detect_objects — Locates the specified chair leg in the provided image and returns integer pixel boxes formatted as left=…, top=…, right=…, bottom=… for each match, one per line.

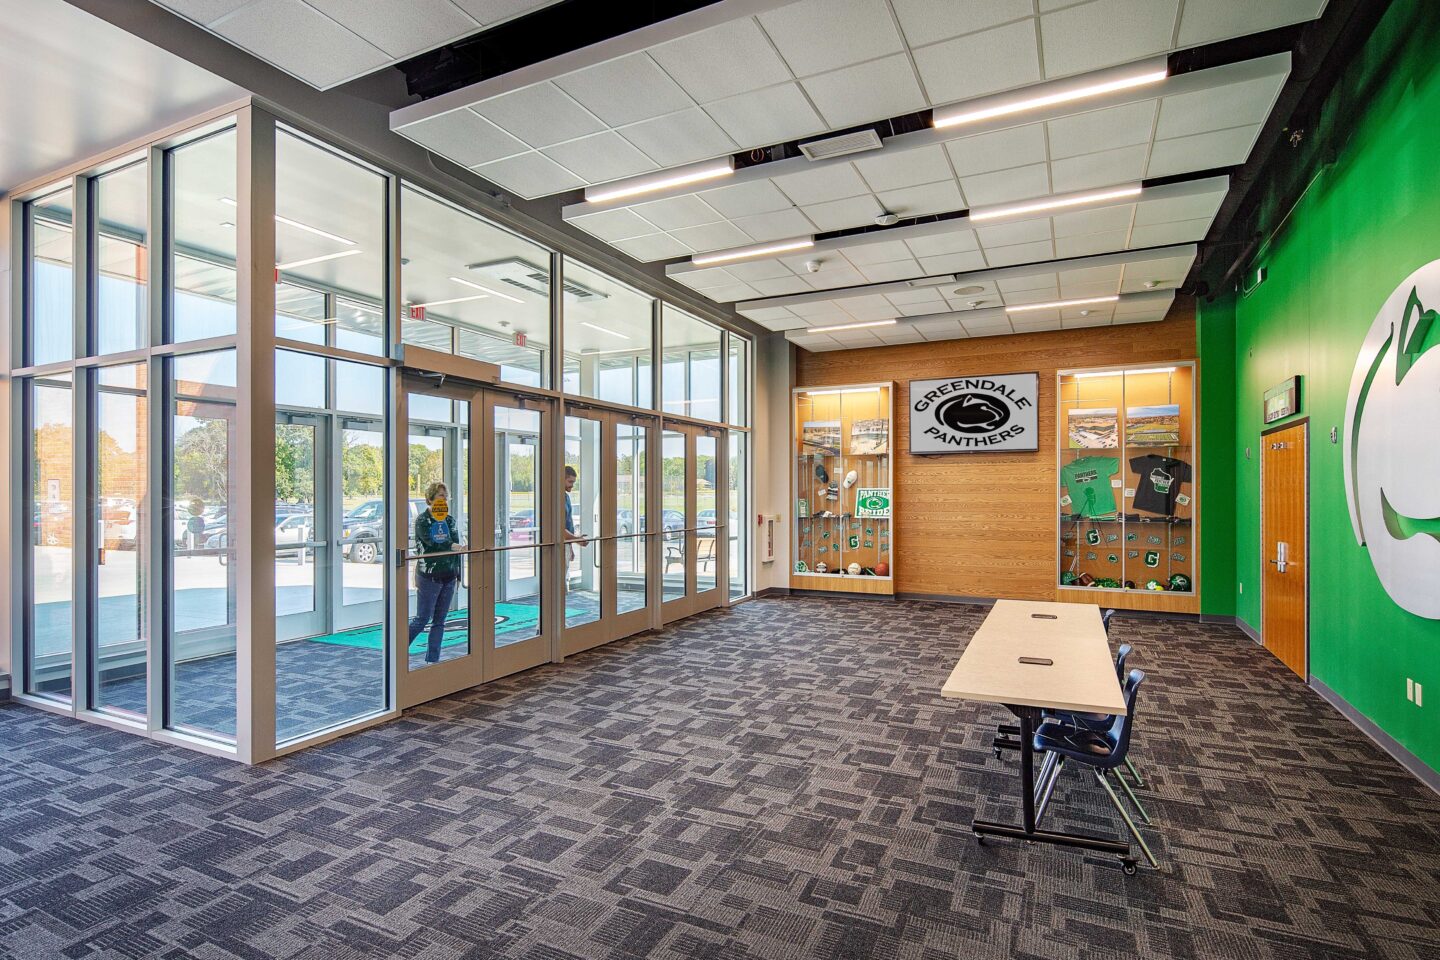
left=1095, top=769, right=1158, bottom=868
left=1112, top=765, right=1151, bottom=824
left=1032, top=751, right=1058, bottom=805
left=1124, top=757, right=1146, bottom=788
left=1035, top=756, right=1065, bottom=826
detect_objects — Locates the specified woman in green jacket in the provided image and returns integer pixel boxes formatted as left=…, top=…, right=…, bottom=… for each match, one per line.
left=410, top=481, right=462, bottom=663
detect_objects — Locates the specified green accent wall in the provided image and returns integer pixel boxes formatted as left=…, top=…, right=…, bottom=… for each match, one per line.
left=1223, top=0, right=1440, bottom=774
left=1197, top=294, right=1236, bottom=618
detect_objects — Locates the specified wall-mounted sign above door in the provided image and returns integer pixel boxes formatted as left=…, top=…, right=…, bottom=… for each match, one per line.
left=1263, top=376, right=1301, bottom=423
left=909, top=373, right=1039, bottom=453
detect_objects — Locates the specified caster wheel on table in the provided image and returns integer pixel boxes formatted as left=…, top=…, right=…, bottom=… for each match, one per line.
left=1120, top=858, right=1138, bottom=876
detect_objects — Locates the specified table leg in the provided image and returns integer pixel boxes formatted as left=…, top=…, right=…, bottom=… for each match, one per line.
left=1019, top=708, right=1037, bottom=832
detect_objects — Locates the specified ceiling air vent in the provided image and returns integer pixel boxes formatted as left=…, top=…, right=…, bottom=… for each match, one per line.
left=466, top=258, right=609, bottom=303
left=797, top=128, right=883, bottom=161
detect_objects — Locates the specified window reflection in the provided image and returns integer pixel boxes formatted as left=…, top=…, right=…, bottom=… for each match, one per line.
left=94, top=162, right=149, bottom=355
left=28, top=188, right=74, bottom=366
left=26, top=374, right=74, bottom=701
left=170, top=129, right=237, bottom=343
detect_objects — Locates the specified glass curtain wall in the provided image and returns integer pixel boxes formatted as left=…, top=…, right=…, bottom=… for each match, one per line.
left=563, top=261, right=654, bottom=405
left=25, top=374, right=75, bottom=701
left=662, top=305, right=722, bottom=421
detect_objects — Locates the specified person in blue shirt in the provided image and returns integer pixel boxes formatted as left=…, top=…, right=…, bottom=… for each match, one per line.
left=410, top=481, right=462, bottom=664
left=564, top=465, right=588, bottom=562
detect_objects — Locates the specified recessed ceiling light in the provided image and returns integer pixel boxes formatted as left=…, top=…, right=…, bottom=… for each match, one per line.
left=933, top=68, right=1168, bottom=129
left=969, top=185, right=1142, bottom=222
left=450, top=276, right=525, bottom=305
left=807, top=319, right=897, bottom=333
left=581, top=321, right=630, bottom=340
left=691, top=237, right=814, bottom=266
left=1006, top=295, right=1119, bottom=313
left=585, top=159, right=735, bottom=203
left=276, top=249, right=364, bottom=270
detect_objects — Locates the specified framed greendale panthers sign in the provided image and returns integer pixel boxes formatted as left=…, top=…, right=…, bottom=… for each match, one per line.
left=908, top=373, right=1039, bottom=453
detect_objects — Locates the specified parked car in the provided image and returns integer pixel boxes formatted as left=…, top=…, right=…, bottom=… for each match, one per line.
left=341, top=498, right=430, bottom=563
left=698, top=509, right=717, bottom=531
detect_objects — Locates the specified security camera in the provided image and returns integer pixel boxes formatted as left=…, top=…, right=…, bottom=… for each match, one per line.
left=805, top=259, right=822, bottom=273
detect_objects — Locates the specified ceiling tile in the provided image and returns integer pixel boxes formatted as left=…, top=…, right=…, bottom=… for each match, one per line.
left=471, top=83, right=604, bottom=149
left=875, top=327, right=927, bottom=344
left=959, top=163, right=1050, bottom=205
left=1145, top=126, right=1260, bottom=179
left=946, top=124, right=1048, bottom=177
left=750, top=276, right=813, bottom=296
left=1057, top=264, right=1122, bottom=285
left=877, top=180, right=965, bottom=219
left=701, top=282, right=761, bottom=302
left=885, top=288, right=945, bottom=306
left=725, top=259, right=794, bottom=281
left=669, top=220, right=753, bottom=251
left=618, top=109, right=737, bottom=167
left=800, top=194, right=883, bottom=231
left=1003, top=287, right=1063, bottom=305
left=610, top=233, right=694, bottom=261
left=790, top=300, right=846, bottom=317
left=913, top=19, right=1041, bottom=105
left=451, top=0, right=555, bottom=26
left=1049, top=144, right=1148, bottom=193
left=554, top=53, right=696, bottom=127
left=649, top=17, right=794, bottom=103
left=1009, top=317, right=1061, bottom=333
left=212, top=0, right=389, bottom=88
left=306, top=0, right=478, bottom=58
left=696, top=180, right=793, bottom=218
left=1057, top=278, right=1121, bottom=299
left=471, top=152, right=585, bottom=198
left=542, top=132, right=657, bottom=183
left=1177, top=0, right=1325, bottom=47
left=1051, top=204, right=1135, bottom=237
left=400, top=109, right=528, bottom=168
left=1155, top=75, right=1284, bottom=140
left=1133, top=191, right=1223, bottom=226
left=844, top=240, right=914, bottom=265
left=976, top=218, right=1053, bottom=248
left=802, top=54, right=927, bottom=130
left=1040, top=0, right=1179, bottom=78
left=984, top=239, right=1054, bottom=267
left=757, top=314, right=813, bottom=331
left=1009, top=306, right=1059, bottom=324
left=773, top=163, right=870, bottom=206
left=904, top=230, right=979, bottom=258
left=892, top=0, right=1034, bottom=46
left=896, top=300, right=947, bottom=316
left=855, top=145, right=953, bottom=193
left=1128, top=217, right=1211, bottom=247
left=161, top=0, right=250, bottom=24
left=918, top=251, right=988, bottom=274
left=734, top=208, right=816, bottom=242
left=630, top=194, right=723, bottom=231
left=1046, top=100, right=1158, bottom=160
left=1055, top=229, right=1130, bottom=258
left=861, top=261, right=926, bottom=283
left=758, top=0, right=904, bottom=77
left=566, top=207, right=659, bottom=243
left=704, top=83, right=826, bottom=151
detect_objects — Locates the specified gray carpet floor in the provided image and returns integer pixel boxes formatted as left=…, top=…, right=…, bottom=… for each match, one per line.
left=1, top=597, right=1438, bottom=959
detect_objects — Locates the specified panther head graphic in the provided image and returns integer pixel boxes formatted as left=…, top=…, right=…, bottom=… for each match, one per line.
left=1343, top=263, right=1440, bottom=619
left=935, top=392, right=1011, bottom=434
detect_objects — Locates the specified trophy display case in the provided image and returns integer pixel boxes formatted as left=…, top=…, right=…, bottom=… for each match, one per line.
left=792, top=383, right=894, bottom=595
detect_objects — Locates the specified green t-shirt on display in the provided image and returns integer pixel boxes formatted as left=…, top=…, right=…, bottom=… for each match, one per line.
left=1060, top=455, right=1120, bottom=518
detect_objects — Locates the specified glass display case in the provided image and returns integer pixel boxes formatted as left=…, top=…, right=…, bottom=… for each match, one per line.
left=792, top=383, right=894, bottom=594
left=1057, top=364, right=1196, bottom=598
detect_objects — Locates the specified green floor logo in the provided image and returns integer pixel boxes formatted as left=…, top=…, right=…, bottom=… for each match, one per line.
left=1343, top=261, right=1440, bottom=618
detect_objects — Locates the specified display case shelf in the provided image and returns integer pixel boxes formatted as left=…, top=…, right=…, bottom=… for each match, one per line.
left=792, top=383, right=894, bottom=595
left=1057, top=364, right=1197, bottom=608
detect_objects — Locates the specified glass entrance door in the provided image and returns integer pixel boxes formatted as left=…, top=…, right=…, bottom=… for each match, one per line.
left=561, top=408, right=657, bottom=656
left=396, top=375, right=553, bottom=709
left=662, top=422, right=726, bottom=624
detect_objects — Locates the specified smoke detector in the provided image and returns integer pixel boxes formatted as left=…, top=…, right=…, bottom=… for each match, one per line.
left=1080, top=309, right=1092, bottom=317
left=805, top=259, right=822, bottom=273
left=875, top=210, right=900, bottom=227
left=1143, top=280, right=1159, bottom=289
left=967, top=300, right=985, bottom=309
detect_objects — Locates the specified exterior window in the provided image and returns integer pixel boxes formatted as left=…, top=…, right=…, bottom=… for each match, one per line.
left=564, top=261, right=654, bottom=406
left=729, top=432, right=747, bottom=600
left=94, top=161, right=149, bottom=355
left=25, top=374, right=75, bottom=701
left=27, top=187, right=75, bottom=366
left=728, top=335, right=749, bottom=427
left=662, top=304, right=722, bottom=421
left=169, top=129, right=238, bottom=343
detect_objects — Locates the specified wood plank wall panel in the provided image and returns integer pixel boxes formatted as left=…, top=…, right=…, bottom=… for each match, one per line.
left=794, top=298, right=1199, bottom=607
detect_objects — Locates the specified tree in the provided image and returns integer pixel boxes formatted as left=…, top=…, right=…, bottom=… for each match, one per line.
left=173, top=418, right=230, bottom=505
left=274, top=424, right=315, bottom=504
left=342, top=437, right=384, bottom=499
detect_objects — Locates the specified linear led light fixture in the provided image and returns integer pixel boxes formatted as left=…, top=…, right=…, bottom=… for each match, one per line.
left=412, top=294, right=488, bottom=309
left=692, top=237, right=814, bottom=267
left=585, top=157, right=735, bottom=204
left=450, top=276, right=525, bottom=305
left=580, top=321, right=630, bottom=340
left=806, top=319, right=897, bottom=334
left=220, top=197, right=356, bottom=246
left=933, top=68, right=1168, bottom=129
left=970, top=185, right=1142, bottom=223
left=803, top=387, right=879, bottom=396
left=1073, top=366, right=1176, bottom=378
left=1006, top=295, right=1119, bottom=313
left=277, top=249, right=364, bottom=270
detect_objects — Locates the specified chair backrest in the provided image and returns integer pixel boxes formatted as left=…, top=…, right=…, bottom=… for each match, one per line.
left=1114, top=643, right=1133, bottom=681
left=1101, top=608, right=1116, bottom=634
left=1102, top=668, right=1145, bottom=769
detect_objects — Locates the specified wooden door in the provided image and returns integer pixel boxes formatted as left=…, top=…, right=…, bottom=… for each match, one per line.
left=1261, top=421, right=1308, bottom=678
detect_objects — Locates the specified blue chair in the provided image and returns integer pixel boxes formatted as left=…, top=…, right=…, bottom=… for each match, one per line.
left=1033, top=669, right=1157, bottom=874
left=1101, top=608, right=1117, bottom=634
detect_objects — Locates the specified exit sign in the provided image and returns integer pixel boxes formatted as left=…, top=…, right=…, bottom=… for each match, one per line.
left=1264, top=376, right=1300, bottom=423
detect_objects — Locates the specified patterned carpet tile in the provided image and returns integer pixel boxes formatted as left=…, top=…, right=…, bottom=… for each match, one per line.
left=2, top=597, right=1439, bottom=960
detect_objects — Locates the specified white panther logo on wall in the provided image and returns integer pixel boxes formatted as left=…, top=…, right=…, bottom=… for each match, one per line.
left=1342, top=260, right=1440, bottom=619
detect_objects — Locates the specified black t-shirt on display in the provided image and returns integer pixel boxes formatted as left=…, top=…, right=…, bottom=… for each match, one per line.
left=1129, top=455, right=1192, bottom=515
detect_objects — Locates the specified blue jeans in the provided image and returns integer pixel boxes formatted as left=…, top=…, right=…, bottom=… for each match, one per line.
left=409, top=572, right=458, bottom=663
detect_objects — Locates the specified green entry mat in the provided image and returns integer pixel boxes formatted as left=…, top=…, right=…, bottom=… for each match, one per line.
left=313, top=603, right=559, bottom=652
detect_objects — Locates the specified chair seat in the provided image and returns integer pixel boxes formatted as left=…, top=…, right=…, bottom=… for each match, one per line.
left=1034, top=720, right=1116, bottom=760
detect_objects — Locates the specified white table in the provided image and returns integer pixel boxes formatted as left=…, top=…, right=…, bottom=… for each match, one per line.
left=942, top=600, right=1130, bottom=859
